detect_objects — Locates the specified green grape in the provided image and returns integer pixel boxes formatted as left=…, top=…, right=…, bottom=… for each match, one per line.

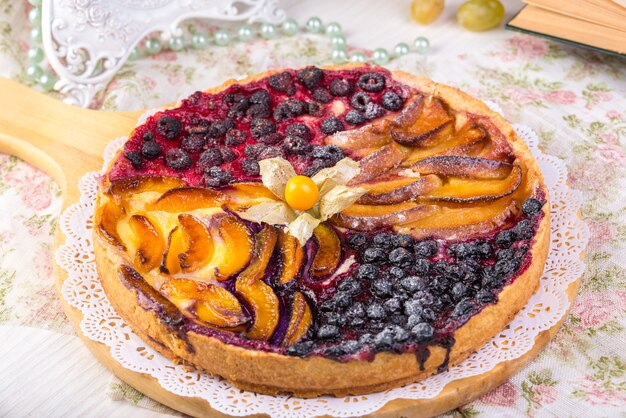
left=457, top=0, right=505, bottom=31
left=411, top=0, right=445, bottom=25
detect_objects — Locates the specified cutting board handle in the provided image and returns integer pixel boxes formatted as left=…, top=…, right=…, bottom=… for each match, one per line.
left=0, top=77, right=143, bottom=205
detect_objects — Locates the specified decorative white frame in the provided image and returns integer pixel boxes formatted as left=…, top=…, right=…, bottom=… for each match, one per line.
left=40, top=0, right=286, bottom=108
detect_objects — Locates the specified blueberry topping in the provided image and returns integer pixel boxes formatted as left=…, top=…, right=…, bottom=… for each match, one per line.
left=250, top=118, right=276, bottom=138
left=362, top=247, right=387, bottom=264
left=481, top=266, right=503, bottom=289
left=297, top=66, right=324, bottom=90
left=393, top=234, right=414, bottom=248
left=348, top=233, right=368, bottom=250
left=411, top=322, right=434, bottom=343
left=372, top=233, right=394, bottom=249
left=219, top=147, right=236, bottom=163
left=345, top=110, right=365, bottom=125
left=268, top=71, right=295, bottom=95
left=358, top=72, right=386, bottom=92
left=320, top=117, right=345, bottom=135
left=141, top=141, right=162, bottom=159
left=414, top=240, right=438, bottom=258
left=350, top=92, right=371, bottom=111
left=400, top=276, right=423, bottom=293
left=317, top=324, right=340, bottom=341
left=285, top=340, right=314, bottom=357
left=370, top=278, right=393, bottom=297
left=246, top=102, right=272, bottom=118
left=329, top=78, right=353, bottom=96
left=164, top=148, right=191, bottom=170
left=495, top=230, right=514, bottom=248
left=358, top=333, right=374, bottom=346
left=451, top=282, right=469, bottom=301
left=381, top=91, right=404, bottom=111
left=250, top=89, right=271, bottom=105
left=198, top=148, right=223, bottom=170
left=244, top=144, right=264, bottom=159
left=452, top=299, right=474, bottom=318
left=156, top=115, right=182, bottom=139
left=476, top=288, right=495, bottom=303
left=204, top=166, right=233, bottom=187
left=124, top=151, right=143, bottom=169
left=388, top=266, right=407, bottom=280
left=338, top=278, right=362, bottom=296
left=346, top=302, right=365, bottom=319
left=181, top=134, right=206, bottom=153
left=389, top=247, right=414, bottom=267
left=207, top=118, right=233, bottom=139
left=403, top=299, right=423, bottom=317
left=282, top=122, right=309, bottom=139
left=332, top=291, right=353, bottom=308
left=356, top=263, right=379, bottom=280
left=364, top=102, right=385, bottom=120
left=283, top=135, right=311, bottom=155
left=494, top=258, right=518, bottom=277
left=413, top=258, right=431, bottom=275
left=448, top=242, right=479, bottom=260
left=514, top=219, right=534, bottom=240
left=323, top=312, right=347, bottom=327
left=273, top=98, right=306, bottom=121
left=373, top=329, right=394, bottom=350
left=476, top=241, right=492, bottom=258
left=522, top=198, right=544, bottom=216
left=142, top=131, right=154, bottom=142
left=312, top=145, right=345, bottom=163
left=367, top=303, right=386, bottom=320
left=326, top=340, right=360, bottom=357
left=384, top=297, right=403, bottom=313
left=225, top=129, right=247, bottom=146
left=241, top=159, right=260, bottom=176
left=258, top=132, right=283, bottom=145
left=312, top=87, right=332, bottom=103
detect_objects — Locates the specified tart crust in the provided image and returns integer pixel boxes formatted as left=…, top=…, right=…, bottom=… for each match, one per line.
left=94, top=66, right=550, bottom=398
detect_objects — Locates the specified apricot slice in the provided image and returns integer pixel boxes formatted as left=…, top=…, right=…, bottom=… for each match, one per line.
left=235, top=226, right=279, bottom=340
left=349, top=143, right=411, bottom=185
left=326, top=124, right=391, bottom=151
left=277, top=230, right=304, bottom=284
left=128, top=215, right=165, bottom=273
left=391, top=95, right=425, bottom=128
left=423, top=165, right=522, bottom=203
left=109, top=175, right=185, bottom=198
left=177, top=214, right=213, bottom=272
left=311, top=224, right=342, bottom=279
left=148, top=187, right=226, bottom=212
left=282, top=292, right=313, bottom=347
left=357, top=174, right=443, bottom=205
left=95, top=200, right=126, bottom=250
left=390, top=120, right=453, bottom=147
left=411, top=156, right=513, bottom=180
left=399, top=200, right=518, bottom=240
left=332, top=202, right=438, bottom=230
left=161, top=278, right=247, bottom=328
left=211, top=215, right=255, bottom=279
left=161, top=226, right=187, bottom=275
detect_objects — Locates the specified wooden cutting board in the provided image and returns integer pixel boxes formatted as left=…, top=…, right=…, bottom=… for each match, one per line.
left=0, top=76, right=580, bottom=418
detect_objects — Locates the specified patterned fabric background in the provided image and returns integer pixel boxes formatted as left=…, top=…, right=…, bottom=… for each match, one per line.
left=0, top=1, right=624, bottom=416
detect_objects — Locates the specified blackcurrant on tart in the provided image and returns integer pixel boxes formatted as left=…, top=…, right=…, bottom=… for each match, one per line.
left=94, top=64, right=550, bottom=397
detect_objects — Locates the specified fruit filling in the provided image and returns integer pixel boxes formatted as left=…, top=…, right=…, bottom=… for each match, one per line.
left=99, top=65, right=547, bottom=368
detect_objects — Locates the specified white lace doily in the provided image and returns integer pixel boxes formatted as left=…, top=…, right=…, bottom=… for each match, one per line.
left=55, top=111, right=588, bottom=417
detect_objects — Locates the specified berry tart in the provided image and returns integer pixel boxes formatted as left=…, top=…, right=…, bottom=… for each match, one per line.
left=94, top=64, right=550, bottom=397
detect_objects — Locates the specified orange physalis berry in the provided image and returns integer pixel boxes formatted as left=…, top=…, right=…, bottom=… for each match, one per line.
left=285, top=175, right=319, bottom=211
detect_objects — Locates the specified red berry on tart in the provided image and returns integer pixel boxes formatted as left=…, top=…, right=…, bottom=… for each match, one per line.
left=94, top=64, right=550, bottom=397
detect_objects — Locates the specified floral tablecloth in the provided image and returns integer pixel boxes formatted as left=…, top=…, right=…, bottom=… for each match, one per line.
left=0, top=1, right=624, bottom=416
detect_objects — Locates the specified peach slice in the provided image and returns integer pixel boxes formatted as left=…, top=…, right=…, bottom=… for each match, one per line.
left=108, top=175, right=185, bottom=198
left=349, top=143, right=411, bottom=185
left=411, top=156, right=513, bottom=180
left=281, top=292, right=313, bottom=347
left=147, top=187, right=227, bottom=212
left=391, top=96, right=452, bottom=145
left=332, top=202, right=438, bottom=230
left=390, top=120, right=453, bottom=147
left=399, top=200, right=518, bottom=240
left=326, top=124, right=391, bottom=152
left=95, top=200, right=126, bottom=250
left=161, top=278, right=247, bottom=328
left=128, top=215, right=165, bottom=273
left=277, top=230, right=304, bottom=285
left=311, top=223, right=341, bottom=279
left=211, top=215, right=255, bottom=280
left=357, top=174, right=443, bottom=205
left=177, top=214, right=213, bottom=272
left=475, top=117, right=514, bottom=161
left=423, top=165, right=522, bottom=203
left=235, top=226, right=279, bottom=340
left=222, top=182, right=279, bottom=211
left=160, top=226, right=187, bottom=275
left=391, top=95, right=425, bottom=128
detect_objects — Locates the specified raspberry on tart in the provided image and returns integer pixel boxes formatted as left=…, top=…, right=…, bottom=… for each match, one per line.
left=94, top=64, right=550, bottom=398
